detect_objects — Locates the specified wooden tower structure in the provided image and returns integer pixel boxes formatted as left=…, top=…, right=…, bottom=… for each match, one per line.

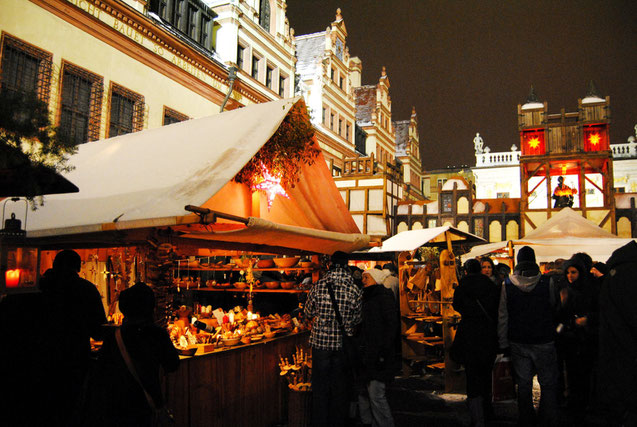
left=518, top=84, right=615, bottom=235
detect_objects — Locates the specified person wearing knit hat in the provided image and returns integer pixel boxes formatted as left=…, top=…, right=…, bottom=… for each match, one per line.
left=453, top=258, right=500, bottom=426
left=498, top=246, right=560, bottom=426
left=358, top=269, right=397, bottom=427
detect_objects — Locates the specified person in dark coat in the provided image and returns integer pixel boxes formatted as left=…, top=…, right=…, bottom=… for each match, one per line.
left=38, top=249, right=107, bottom=426
left=598, top=241, right=637, bottom=426
left=479, top=256, right=503, bottom=286
left=555, top=254, right=599, bottom=420
left=453, top=259, right=500, bottom=427
left=357, top=268, right=397, bottom=427
left=82, top=282, right=179, bottom=426
left=498, top=246, right=559, bottom=427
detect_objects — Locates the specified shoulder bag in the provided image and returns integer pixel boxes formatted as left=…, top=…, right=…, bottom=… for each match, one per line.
left=325, top=281, right=359, bottom=373
left=115, top=328, right=175, bottom=427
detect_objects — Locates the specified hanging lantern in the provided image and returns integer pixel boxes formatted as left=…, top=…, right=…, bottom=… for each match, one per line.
left=584, top=125, right=608, bottom=152
left=252, top=163, right=290, bottom=210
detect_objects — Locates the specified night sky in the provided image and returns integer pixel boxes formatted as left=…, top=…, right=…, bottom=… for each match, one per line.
left=286, top=0, right=637, bottom=170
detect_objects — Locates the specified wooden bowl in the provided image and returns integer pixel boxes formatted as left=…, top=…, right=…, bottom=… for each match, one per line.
left=256, top=259, right=275, bottom=268
left=177, top=346, right=197, bottom=356
left=263, top=331, right=276, bottom=339
left=263, top=281, right=280, bottom=289
left=299, top=261, right=313, bottom=268
left=231, top=257, right=254, bottom=268
left=222, top=337, right=241, bottom=346
left=233, top=282, right=248, bottom=290
left=280, top=281, right=296, bottom=290
left=273, top=257, right=300, bottom=268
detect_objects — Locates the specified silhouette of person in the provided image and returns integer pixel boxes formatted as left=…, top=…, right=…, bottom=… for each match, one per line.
left=80, top=282, right=179, bottom=426
left=38, top=249, right=107, bottom=426
left=552, top=176, right=575, bottom=208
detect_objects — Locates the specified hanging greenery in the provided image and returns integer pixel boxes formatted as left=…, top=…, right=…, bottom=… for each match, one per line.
left=233, top=102, right=320, bottom=191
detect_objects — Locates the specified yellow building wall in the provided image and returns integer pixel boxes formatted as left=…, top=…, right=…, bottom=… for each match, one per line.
left=617, top=217, right=632, bottom=238
left=2, top=0, right=220, bottom=140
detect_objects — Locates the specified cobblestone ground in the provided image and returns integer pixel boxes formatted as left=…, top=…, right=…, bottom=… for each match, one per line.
left=384, top=373, right=609, bottom=427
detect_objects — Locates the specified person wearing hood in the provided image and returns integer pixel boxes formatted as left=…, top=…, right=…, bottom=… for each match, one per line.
left=598, top=241, right=637, bottom=426
left=357, top=268, right=397, bottom=427
left=555, top=254, right=599, bottom=420
left=453, top=259, right=500, bottom=427
left=498, top=246, right=559, bottom=427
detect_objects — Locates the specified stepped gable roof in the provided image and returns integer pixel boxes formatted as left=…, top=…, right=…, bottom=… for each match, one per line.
left=393, top=120, right=409, bottom=156
left=295, top=32, right=325, bottom=78
left=354, top=85, right=376, bottom=125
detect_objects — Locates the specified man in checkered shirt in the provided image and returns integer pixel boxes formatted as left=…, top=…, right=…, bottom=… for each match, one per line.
left=304, top=251, right=362, bottom=427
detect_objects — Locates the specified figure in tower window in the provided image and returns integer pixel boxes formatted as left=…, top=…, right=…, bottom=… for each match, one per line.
left=552, top=176, right=576, bottom=208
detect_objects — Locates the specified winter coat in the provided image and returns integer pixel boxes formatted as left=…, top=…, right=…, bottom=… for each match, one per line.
left=598, top=241, right=637, bottom=421
left=453, top=273, right=500, bottom=365
left=359, top=284, right=398, bottom=383
left=555, top=258, right=599, bottom=360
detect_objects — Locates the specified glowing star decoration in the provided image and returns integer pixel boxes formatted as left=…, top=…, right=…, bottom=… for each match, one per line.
left=589, top=133, right=601, bottom=146
left=528, top=136, right=541, bottom=149
left=253, top=164, right=290, bottom=210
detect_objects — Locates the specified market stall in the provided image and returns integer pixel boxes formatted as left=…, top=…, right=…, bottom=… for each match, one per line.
left=7, top=97, right=369, bottom=426
left=370, top=226, right=485, bottom=392
left=463, top=207, right=636, bottom=264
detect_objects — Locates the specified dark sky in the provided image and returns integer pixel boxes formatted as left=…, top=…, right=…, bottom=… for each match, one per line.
left=286, top=0, right=637, bottom=170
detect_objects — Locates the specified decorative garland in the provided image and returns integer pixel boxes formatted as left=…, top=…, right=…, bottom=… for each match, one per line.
left=233, top=102, right=320, bottom=196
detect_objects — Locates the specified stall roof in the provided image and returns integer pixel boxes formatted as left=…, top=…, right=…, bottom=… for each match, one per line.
left=24, top=98, right=369, bottom=254
left=369, top=226, right=485, bottom=253
left=463, top=208, right=634, bottom=262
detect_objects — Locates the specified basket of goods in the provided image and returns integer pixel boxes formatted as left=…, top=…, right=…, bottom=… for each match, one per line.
left=221, top=334, right=241, bottom=347
left=273, top=257, right=300, bottom=268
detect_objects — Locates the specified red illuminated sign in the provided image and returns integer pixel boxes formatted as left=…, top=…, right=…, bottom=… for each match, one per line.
left=584, top=125, right=608, bottom=152
left=521, top=130, right=545, bottom=156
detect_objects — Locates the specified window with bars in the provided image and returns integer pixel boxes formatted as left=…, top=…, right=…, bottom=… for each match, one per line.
left=108, top=84, right=144, bottom=137
left=0, top=35, right=53, bottom=104
left=59, top=63, right=103, bottom=145
left=163, top=106, right=189, bottom=125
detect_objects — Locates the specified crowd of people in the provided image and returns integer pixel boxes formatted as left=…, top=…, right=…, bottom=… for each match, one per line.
left=453, top=242, right=637, bottom=427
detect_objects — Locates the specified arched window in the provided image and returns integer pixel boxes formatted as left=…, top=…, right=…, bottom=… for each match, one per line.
left=259, top=0, right=270, bottom=32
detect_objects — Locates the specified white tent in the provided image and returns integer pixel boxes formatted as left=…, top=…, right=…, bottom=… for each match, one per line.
left=24, top=97, right=369, bottom=254
left=463, top=208, right=634, bottom=262
left=369, top=225, right=485, bottom=253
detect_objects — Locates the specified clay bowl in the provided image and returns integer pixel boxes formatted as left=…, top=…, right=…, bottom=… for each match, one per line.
left=231, top=257, right=254, bottom=268
left=263, top=281, right=280, bottom=289
left=233, top=282, right=248, bottom=290
left=298, top=261, right=313, bottom=268
left=222, top=337, right=241, bottom=347
left=256, top=259, right=275, bottom=268
left=263, top=331, right=276, bottom=339
left=273, top=257, right=300, bottom=268
left=280, top=281, right=296, bottom=290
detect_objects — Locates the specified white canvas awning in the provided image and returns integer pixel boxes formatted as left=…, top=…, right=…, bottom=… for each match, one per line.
left=24, top=97, right=369, bottom=254
left=463, top=208, right=634, bottom=262
left=369, top=226, right=485, bottom=253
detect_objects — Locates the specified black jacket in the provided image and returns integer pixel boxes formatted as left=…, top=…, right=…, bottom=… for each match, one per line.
left=359, top=284, right=398, bottom=382
left=598, top=241, right=637, bottom=420
left=453, top=273, right=500, bottom=364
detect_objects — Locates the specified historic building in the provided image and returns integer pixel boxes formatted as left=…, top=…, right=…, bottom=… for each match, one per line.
left=208, top=0, right=295, bottom=101
left=0, top=0, right=286, bottom=149
left=394, top=107, right=424, bottom=200
left=294, top=8, right=359, bottom=175
left=395, top=85, right=637, bottom=240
